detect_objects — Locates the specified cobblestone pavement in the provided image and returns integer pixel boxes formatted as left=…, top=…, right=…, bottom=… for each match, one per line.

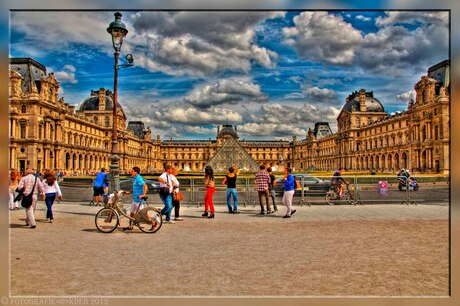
left=9, top=201, right=449, bottom=297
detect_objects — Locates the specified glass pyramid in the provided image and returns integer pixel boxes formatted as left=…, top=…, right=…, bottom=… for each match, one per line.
left=206, top=137, right=260, bottom=172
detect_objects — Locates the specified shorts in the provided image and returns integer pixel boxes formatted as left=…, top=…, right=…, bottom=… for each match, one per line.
left=130, top=201, right=145, bottom=214
left=93, top=186, right=105, bottom=196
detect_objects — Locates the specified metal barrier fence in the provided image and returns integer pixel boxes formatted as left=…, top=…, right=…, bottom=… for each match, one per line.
left=120, top=175, right=449, bottom=207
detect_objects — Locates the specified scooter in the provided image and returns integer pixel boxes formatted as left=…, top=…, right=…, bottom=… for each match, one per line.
left=398, top=177, right=419, bottom=191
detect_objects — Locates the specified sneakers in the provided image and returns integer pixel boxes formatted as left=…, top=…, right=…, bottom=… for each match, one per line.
left=291, top=210, right=296, bottom=215
left=259, top=211, right=265, bottom=215
left=122, top=226, right=133, bottom=231
left=30, top=225, right=37, bottom=228
left=165, top=220, right=176, bottom=224
left=174, top=217, right=184, bottom=221
left=50, top=219, right=54, bottom=223
left=282, top=215, right=291, bottom=218
left=233, top=210, right=240, bottom=214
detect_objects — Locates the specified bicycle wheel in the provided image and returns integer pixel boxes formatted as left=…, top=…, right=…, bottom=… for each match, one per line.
left=325, top=191, right=337, bottom=205
left=95, top=208, right=119, bottom=233
left=137, top=207, right=163, bottom=233
left=346, top=191, right=361, bottom=205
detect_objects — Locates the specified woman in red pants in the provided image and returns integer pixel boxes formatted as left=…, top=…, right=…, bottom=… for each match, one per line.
left=202, top=165, right=215, bottom=219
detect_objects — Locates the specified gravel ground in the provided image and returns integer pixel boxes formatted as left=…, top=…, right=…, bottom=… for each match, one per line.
left=9, top=202, right=449, bottom=297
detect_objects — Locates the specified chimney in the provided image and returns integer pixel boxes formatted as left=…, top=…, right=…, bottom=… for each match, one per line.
left=98, top=88, right=106, bottom=111
left=359, top=89, right=367, bottom=112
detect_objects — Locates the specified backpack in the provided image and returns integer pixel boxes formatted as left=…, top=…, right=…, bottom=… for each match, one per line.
left=20, top=177, right=37, bottom=208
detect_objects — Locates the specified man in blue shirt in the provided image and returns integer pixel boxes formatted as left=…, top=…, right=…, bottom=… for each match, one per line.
left=123, top=166, right=147, bottom=230
left=93, top=168, right=108, bottom=206
left=282, top=167, right=296, bottom=218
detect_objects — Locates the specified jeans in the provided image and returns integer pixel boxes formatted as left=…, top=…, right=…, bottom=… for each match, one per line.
left=269, top=189, right=277, bottom=209
left=45, top=193, right=56, bottom=220
left=226, top=188, right=238, bottom=212
left=172, top=199, right=180, bottom=218
left=258, top=189, right=271, bottom=212
left=159, top=193, right=173, bottom=221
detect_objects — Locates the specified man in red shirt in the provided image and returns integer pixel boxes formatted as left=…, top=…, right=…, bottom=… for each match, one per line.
left=255, top=164, right=272, bottom=215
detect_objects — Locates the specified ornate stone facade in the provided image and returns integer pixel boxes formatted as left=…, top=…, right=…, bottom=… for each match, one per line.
left=292, top=60, right=450, bottom=174
left=9, top=58, right=449, bottom=174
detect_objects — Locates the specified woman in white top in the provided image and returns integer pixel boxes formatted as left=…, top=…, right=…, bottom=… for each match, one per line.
left=171, top=167, right=183, bottom=221
left=41, top=170, right=62, bottom=223
left=9, top=169, right=21, bottom=210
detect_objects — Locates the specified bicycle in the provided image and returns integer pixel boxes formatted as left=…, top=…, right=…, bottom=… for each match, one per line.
left=325, top=183, right=361, bottom=205
left=95, top=190, right=163, bottom=233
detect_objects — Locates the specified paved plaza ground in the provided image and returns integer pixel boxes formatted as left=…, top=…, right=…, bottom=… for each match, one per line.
left=9, top=201, right=449, bottom=297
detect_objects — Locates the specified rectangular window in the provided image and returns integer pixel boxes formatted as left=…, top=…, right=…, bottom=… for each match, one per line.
left=20, top=125, right=26, bottom=138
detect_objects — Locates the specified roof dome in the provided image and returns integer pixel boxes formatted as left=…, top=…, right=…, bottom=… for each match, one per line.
left=343, top=91, right=384, bottom=113
left=218, top=124, right=238, bottom=138
left=79, top=89, right=123, bottom=112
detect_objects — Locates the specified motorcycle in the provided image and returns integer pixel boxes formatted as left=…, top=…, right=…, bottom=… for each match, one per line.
left=398, top=176, right=419, bottom=191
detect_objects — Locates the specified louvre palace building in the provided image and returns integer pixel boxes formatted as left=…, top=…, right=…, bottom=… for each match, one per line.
left=8, top=58, right=450, bottom=175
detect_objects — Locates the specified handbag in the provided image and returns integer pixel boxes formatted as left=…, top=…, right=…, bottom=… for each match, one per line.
left=159, top=187, right=170, bottom=196
left=173, top=191, right=184, bottom=202
left=159, top=174, right=172, bottom=196
left=20, top=177, right=37, bottom=208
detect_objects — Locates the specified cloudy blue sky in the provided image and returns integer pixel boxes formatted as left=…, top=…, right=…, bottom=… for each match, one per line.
left=9, top=10, right=449, bottom=140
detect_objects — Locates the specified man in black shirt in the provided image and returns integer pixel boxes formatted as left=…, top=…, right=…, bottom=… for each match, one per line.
left=222, top=167, right=239, bottom=213
left=267, top=167, right=278, bottom=212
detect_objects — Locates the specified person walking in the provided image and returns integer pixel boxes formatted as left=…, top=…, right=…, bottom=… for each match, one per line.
left=41, top=170, right=62, bottom=223
left=123, top=166, right=147, bottom=230
left=171, top=167, right=183, bottom=221
left=202, top=165, right=215, bottom=219
left=93, top=168, right=108, bottom=206
left=255, top=164, right=272, bottom=214
left=267, top=167, right=278, bottom=212
left=17, top=167, right=45, bottom=228
left=9, top=169, right=21, bottom=210
left=282, top=167, right=296, bottom=218
left=222, top=166, right=239, bottom=214
left=158, top=165, right=175, bottom=224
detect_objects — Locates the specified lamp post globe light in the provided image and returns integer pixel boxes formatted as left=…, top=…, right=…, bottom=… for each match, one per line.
left=107, top=12, right=128, bottom=193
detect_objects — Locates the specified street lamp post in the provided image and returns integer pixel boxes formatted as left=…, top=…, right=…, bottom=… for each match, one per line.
left=107, top=12, right=129, bottom=192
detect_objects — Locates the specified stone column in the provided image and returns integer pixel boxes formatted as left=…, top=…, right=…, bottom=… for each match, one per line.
left=10, top=146, right=16, bottom=169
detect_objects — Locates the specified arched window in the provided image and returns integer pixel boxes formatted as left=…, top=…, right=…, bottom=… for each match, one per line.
left=356, top=117, right=361, bottom=127
left=105, top=116, right=110, bottom=127
left=93, top=117, right=98, bottom=124
left=21, top=105, right=27, bottom=113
